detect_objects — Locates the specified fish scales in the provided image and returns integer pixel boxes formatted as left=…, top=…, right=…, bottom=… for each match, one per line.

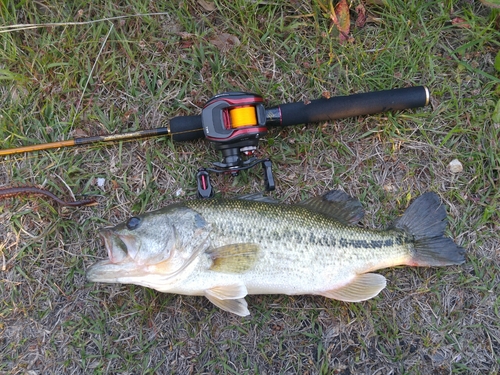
left=87, top=190, right=466, bottom=316
left=185, top=198, right=409, bottom=275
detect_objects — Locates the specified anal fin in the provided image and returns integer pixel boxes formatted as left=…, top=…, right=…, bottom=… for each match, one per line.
left=205, top=284, right=250, bottom=316
left=319, top=273, right=387, bottom=302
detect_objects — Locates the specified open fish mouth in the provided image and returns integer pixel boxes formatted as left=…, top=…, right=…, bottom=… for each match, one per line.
left=100, top=228, right=128, bottom=264
left=86, top=229, right=139, bottom=282
left=87, top=225, right=170, bottom=283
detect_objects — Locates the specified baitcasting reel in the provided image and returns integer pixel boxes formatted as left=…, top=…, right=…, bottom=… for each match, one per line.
left=196, top=92, right=275, bottom=198
left=167, top=86, right=430, bottom=198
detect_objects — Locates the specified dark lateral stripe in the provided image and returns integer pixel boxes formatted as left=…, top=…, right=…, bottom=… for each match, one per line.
left=339, top=238, right=395, bottom=249
left=217, top=217, right=403, bottom=249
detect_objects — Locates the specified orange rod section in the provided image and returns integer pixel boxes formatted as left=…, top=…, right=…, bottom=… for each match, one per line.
left=0, top=127, right=171, bottom=156
left=0, top=140, right=76, bottom=156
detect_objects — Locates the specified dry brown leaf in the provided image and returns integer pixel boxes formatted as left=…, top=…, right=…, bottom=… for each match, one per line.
left=330, top=0, right=351, bottom=44
left=198, top=0, right=216, bottom=11
left=210, top=33, right=241, bottom=52
left=71, top=129, right=89, bottom=138
left=355, top=4, right=367, bottom=28
left=479, top=0, right=500, bottom=8
left=177, top=32, right=196, bottom=49
left=451, top=17, right=471, bottom=29
left=336, top=0, right=350, bottom=40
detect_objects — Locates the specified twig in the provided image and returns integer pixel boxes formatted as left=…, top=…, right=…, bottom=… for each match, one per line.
left=0, top=12, right=171, bottom=33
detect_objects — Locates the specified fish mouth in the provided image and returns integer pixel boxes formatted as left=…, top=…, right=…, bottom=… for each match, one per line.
left=100, top=228, right=128, bottom=264
left=86, top=228, right=142, bottom=282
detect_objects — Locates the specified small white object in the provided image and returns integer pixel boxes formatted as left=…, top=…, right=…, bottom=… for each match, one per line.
left=97, top=178, right=106, bottom=188
left=448, top=159, right=463, bottom=174
left=383, top=184, right=396, bottom=192
left=175, top=188, right=185, bottom=197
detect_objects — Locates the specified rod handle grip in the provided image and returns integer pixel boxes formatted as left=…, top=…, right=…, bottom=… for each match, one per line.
left=169, top=115, right=204, bottom=141
left=274, top=86, right=430, bottom=127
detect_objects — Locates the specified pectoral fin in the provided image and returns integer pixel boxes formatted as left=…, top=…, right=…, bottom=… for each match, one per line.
left=208, top=243, right=260, bottom=274
left=319, top=273, right=387, bottom=302
left=205, top=284, right=250, bottom=316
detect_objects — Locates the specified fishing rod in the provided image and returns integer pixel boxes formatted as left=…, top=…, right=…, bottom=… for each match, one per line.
left=1, top=86, right=430, bottom=197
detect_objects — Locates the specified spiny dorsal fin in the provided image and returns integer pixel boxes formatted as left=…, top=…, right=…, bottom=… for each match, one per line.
left=299, top=190, right=365, bottom=225
left=236, top=193, right=279, bottom=204
left=205, top=284, right=250, bottom=316
left=319, top=273, right=386, bottom=302
left=208, top=243, right=260, bottom=273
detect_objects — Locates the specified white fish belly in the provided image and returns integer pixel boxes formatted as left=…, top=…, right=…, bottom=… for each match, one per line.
left=239, top=239, right=409, bottom=296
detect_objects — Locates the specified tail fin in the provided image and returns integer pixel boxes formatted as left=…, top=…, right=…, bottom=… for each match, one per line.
left=393, top=192, right=465, bottom=266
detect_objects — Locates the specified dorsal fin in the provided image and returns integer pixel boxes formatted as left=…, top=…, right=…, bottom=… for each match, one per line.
left=236, top=193, right=279, bottom=204
left=299, top=190, right=364, bottom=225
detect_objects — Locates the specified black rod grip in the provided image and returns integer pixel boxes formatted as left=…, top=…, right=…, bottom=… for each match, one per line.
left=169, top=115, right=204, bottom=141
left=271, top=86, right=429, bottom=127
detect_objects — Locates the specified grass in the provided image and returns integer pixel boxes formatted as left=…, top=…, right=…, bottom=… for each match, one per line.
left=1, top=0, right=499, bottom=374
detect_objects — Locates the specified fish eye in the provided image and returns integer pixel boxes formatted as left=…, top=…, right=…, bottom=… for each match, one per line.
left=126, top=216, right=141, bottom=230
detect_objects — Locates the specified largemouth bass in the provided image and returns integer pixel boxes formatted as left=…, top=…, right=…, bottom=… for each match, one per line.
left=87, top=190, right=465, bottom=316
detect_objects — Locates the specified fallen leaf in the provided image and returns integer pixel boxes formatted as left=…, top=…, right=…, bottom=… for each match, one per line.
left=355, top=4, right=367, bottom=28
left=495, top=50, right=500, bottom=72
left=177, top=32, right=196, bottom=49
left=383, top=184, right=396, bottom=192
left=179, top=40, right=194, bottom=49
left=333, top=0, right=351, bottom=43
left=451, top=17, right=471, bottom=29
left=198, top=0, right=216, bottom=11
left=326, top=0, right=352, bottom=44
left=479, top=0, right=500, bottom=8
left=210, top=33, right=241, bottom=52
left=71, top=129, right=89, bottom=138
left=178, top=32, right=195, bottom=39
left=123, top=108, right=137, bottom=121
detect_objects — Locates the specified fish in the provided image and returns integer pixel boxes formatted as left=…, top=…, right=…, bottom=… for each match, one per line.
left=87, top=190, right=465, bottom=316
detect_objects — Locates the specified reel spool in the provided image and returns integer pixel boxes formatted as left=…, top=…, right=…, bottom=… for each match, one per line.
left=197, top=92, right=275, bottom=198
